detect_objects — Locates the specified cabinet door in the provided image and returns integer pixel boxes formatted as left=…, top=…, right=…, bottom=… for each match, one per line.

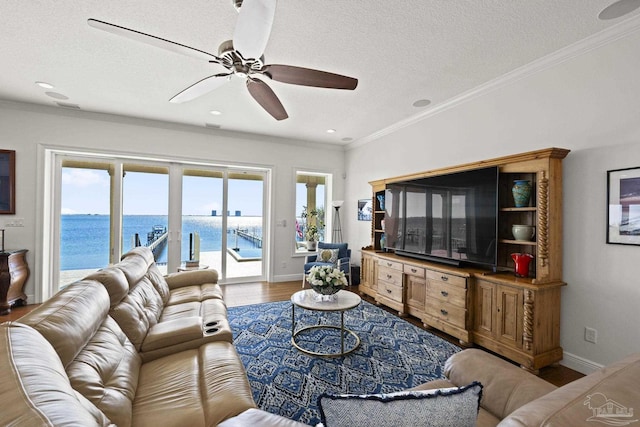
left=361, top=253, right=378, bottom=292
left=497, top=285, right=524, bottom=348
left=406, top=275, right=426, bottom=310
left=474, top=280, right=496, bottom=337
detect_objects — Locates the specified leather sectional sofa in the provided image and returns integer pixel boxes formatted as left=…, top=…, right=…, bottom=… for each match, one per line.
left=415, top=348, right=640, bottom=426
left=2, top=245, right=639, bottom=426
left=0, top=247, right=305, bottom=426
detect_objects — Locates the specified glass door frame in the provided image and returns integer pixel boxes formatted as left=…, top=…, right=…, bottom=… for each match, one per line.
left=39, top=148, right=270, bottom=301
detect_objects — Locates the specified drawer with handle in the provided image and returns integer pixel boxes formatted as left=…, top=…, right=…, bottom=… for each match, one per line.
left=425, top=302, right=466, bottom=328
left=377, top=266, right=403, bottom=286
left=377, top=259, right=403, bottom=271
left=426, top=280, right=466, bottom=307
left=426, top=270, right=466, bottom=288
left=403, top=264, right=425, bottom=278
left=379, top=281, right=403, bottom=303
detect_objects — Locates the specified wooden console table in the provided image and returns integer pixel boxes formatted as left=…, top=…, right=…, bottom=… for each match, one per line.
left=0, top=249, right=29, bottom=315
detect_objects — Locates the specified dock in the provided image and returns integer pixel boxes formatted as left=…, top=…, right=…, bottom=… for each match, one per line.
left=231, top=227, right=262, bottom=248
left=134, top=225, right=168, bottom=259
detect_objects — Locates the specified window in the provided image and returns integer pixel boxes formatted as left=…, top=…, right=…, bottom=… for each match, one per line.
left=295, top=171, right=331, bottom=253
left=46, top=149, right=269, bottom=295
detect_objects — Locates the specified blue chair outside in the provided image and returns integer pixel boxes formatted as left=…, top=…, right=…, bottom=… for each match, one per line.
left=302, top=242, right=352, bottom=288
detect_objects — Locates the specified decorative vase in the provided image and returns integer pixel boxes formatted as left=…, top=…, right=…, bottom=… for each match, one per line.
left=511, top=253, right=534, bottom=277
left=306, top=241, right=317, bottom=251
left=512, top=180, right=532, bottom=208
left=311, top=284, right=342, bottom=301
left=377, top=195, right=385, bottom=211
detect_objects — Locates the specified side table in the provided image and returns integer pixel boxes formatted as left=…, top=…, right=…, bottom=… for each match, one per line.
left=0, top=249, right=29, bottom=315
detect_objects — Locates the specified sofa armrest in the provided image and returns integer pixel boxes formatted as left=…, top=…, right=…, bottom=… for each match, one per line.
left=165, top=269, right=219, bottom=290
left=443, top=349, right=556, bottom=420
left=141, top=317, right=203, bottom=352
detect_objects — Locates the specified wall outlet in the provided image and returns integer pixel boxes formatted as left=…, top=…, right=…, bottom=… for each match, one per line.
left=585, top=327, right=598, bottom=344
left=5, top=218, right=24, bottom=227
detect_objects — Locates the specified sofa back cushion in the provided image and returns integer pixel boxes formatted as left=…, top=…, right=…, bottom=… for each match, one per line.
left=147, top=262, right=171, bottom=304
left=86, top=266, right=130, bottom=308
left=0, top=322, right=112, bottom=426
left=444, top=349, right=556, bottom=420
left=18, top=280, right=111, bottom=368
left=118, top=248, right=153, bottom=287
left=109, top=275, right=164, bottom=350
left=67, top=316, right=142, bottom=427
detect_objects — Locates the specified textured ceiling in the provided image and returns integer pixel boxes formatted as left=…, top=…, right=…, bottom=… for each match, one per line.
left=1, top=0, right=640, bottom=145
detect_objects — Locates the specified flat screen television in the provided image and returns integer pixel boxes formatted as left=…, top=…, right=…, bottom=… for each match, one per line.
left=384, top=166, right=498, bottom=268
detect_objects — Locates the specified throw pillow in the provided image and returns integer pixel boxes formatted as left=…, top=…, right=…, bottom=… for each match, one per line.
left=318, top=248, right=340, bottom=264
left=317, top=382, right=482, bottom=427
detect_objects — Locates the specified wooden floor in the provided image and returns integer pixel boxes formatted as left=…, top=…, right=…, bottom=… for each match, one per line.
left=3, top=280, right=583, bottom=387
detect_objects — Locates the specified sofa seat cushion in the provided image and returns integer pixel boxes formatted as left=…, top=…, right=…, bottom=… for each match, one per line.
left=160, top=298, right=228, bottom=321
left=67, top=316, right=142, bottom=427
left=166, top=283, right=224, bottom=305
left=132, top=341, right=256, bottom=427
left=500, top=352, right=640, bottom=427
left=0, top=322, right=112, bottom=427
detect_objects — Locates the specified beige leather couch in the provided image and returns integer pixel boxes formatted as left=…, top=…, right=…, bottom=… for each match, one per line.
left=416, top=348, right=640, bottom=426
left=0, top=247, right=306, bottom=427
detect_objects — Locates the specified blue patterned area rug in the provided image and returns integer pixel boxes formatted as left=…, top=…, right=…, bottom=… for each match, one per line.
left=228, top=298, right=461, bottom=426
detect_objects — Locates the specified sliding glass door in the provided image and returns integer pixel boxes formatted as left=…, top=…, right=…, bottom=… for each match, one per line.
left=52, top=152, right=268, bottom=291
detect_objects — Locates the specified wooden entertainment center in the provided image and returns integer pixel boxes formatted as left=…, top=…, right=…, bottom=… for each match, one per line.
left=360, top=148, right=569, bottom=372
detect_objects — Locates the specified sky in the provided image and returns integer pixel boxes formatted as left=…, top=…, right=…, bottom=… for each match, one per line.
left=61, top=168, right=266, bottom=216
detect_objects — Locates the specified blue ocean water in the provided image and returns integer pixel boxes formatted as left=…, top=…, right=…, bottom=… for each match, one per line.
left=61, top=215, right=263, bottom=270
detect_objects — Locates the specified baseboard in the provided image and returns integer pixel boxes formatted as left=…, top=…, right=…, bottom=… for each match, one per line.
left=560, top=351, right=604, bottom=375
left=271, top=273, right=303, bottom=283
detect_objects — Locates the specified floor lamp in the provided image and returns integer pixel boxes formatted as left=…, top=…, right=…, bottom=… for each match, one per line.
left=332, top=200, right=344, bottom=243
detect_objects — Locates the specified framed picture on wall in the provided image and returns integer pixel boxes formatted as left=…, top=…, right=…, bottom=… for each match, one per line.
left=607, top=166, right=640, bottom=245
left=358, top=198, right=372, bottom=221
left=0, top=150, right=15, bottom=214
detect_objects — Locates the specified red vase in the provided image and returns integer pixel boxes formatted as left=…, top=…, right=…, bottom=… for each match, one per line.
left=511, top=253, right=534, bottom=277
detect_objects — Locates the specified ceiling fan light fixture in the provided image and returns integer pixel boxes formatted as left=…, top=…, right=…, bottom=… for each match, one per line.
left=412, top=99, right=431, bottom=108
left=35, top=81, right=54, bottom=89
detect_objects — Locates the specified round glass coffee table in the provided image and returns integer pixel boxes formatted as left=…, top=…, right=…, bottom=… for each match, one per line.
left=291, top=289, right=361, bottom=357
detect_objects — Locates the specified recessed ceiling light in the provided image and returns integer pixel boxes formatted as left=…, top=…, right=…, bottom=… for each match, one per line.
left=326, top=129, right=336, bottom=134
left=45, top=92, right=69, bottom=100
left=341, top=137, right=353, bottom=142
left=599, top=0, right=640, bottom=19
left=209, top=110, right=222, bottom=115
left=412, top=99, right=431, bottom=108
left=35, top=81, right=54, bottom=89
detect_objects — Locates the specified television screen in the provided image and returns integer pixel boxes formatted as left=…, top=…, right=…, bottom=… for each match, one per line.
left=385, top=166, right=498, bottom=268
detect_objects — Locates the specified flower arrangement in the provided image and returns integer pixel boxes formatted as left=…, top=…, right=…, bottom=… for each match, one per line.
left=306, top=265, right=348, bottom=295
left=301, top=206, right=324, bottom=242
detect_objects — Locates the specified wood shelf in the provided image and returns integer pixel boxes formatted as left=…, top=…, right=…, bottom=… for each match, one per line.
left=500, top=207, right=537, bottom=212
left=500, top=239, right=537, bottom=246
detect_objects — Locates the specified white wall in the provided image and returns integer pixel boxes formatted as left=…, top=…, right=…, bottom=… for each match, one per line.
left=0, top=101, right=345, bottom=300
left=345, top=25, right=640, bottom=372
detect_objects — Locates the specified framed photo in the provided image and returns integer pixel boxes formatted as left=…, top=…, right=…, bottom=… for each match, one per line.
left=0, top=150, right=15, bottom=214
left=607, top=167, right=640, bottom=245
left=357, top=198, right=372, bottom=221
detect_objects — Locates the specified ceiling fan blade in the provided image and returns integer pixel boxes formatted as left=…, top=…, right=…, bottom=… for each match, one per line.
left=263, top=65, right=358, bottom=90
left=246, top=79, right=288, bottom=120
left=169, top=73, right=231, bottom=103
left=233, top=0, right=277, bottom=59
left=88, top=19, right=218, bottom=62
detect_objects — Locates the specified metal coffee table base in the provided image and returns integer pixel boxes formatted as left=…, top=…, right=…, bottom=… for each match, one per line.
left=291, top=308, right=360, bottom=357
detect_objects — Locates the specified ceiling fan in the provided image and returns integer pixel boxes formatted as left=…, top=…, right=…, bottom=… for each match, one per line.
left=88, top=0, right=358, bottom=121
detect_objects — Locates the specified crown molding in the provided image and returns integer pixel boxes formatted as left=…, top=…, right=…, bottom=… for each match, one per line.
left=346, top=13, right=640, bottom=151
